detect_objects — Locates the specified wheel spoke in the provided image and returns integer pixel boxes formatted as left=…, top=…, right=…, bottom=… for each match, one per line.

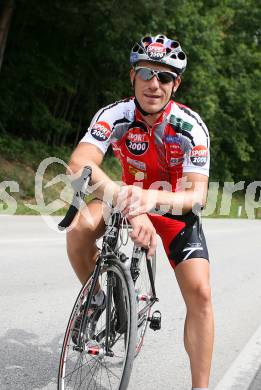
left=58, top=260, right=137, bottom=389
left=133, top=248, right=156, bottom=355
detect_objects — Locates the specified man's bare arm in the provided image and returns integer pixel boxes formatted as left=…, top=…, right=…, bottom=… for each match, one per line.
left=68, top=142, right=120, bottom=204
left=155, top=172, right=208, bottom=213
left=117, top=172, right=209, bottom=216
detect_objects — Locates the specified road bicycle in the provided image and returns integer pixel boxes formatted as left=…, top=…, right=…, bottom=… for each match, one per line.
left=57, top=166, right=161, bottom=390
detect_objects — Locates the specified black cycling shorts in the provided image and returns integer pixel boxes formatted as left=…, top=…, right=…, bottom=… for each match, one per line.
left=148, top=211, right=209, bottom=269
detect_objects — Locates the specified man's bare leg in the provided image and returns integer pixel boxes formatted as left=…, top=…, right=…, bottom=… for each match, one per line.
left=175, top=259, right=214, bottom=388
left=66, top=199, right=108, bottom=286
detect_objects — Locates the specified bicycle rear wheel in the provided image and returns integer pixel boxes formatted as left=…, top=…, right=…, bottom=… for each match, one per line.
left=58, top=258, right=137, bottom=390
left=133, top=248, right=156, bottom=356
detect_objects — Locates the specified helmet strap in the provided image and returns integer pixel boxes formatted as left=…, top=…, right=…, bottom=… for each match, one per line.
left=133, top=83, right=175, bottom=117
left=134, top=97, right=150, bottom=116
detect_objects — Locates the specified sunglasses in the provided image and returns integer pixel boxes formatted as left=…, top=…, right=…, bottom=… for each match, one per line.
left=135, top=66, right=177, bottom=84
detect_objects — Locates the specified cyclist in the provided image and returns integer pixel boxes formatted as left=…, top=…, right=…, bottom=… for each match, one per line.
left=67, top=34, right=214, bottom=390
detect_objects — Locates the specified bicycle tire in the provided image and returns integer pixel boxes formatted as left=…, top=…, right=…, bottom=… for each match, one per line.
left=133, top=249, right=156, bottom=356
left=58, top=257, right=137, bottom=390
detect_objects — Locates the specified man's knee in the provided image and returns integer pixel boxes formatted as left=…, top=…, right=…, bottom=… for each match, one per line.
left=68, top=203, right=106, bottom=238
left=74, top=212, right=100, bottom=234
left=187, top=284, right=212, bottom=315
left=66, top=210, right=105, bottom=260
left=66, top=211, right=102, bottom=261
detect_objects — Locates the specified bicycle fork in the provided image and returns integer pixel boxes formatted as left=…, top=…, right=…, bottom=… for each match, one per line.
left=74, top=255, right=108, bottom=356
left=136, top=254, right=162, bottom=331
left=75, top=259, right=118, bottom=358
left=105, top=270, right=116, bottom=357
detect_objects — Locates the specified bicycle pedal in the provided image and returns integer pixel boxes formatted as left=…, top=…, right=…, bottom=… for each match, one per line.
left=148, top=310, right=161, bottom=331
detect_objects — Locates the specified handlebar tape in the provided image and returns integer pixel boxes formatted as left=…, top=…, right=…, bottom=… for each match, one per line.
left=58, top=166, right=92, bottom=230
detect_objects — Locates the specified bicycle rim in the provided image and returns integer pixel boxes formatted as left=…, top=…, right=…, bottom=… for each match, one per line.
left=135, top=251, right=156, bottom=356
left=58, top=259, right=137, bottom=390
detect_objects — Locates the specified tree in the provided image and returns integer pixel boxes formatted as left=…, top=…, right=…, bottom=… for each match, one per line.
left=0, top=0, right=15, bottom=71
left=0, top=0, right=260, bottom=181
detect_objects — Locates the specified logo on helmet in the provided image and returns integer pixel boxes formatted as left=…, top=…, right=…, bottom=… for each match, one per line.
left=147, top=42, right=166, bottom=60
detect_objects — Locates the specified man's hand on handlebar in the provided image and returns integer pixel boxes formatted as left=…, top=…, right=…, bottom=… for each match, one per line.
left=128, top=214, right=157, bottom=257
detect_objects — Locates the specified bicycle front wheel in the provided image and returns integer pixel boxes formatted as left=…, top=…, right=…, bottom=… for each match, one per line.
left=134, top=249, right=156, bottom=356
left=58, top=257, right=137, bottom=390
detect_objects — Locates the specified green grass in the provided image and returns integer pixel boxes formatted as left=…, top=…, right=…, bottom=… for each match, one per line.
left=203, top=183, right=261, bottom=219
left=0, top=132, right=121, bottom=215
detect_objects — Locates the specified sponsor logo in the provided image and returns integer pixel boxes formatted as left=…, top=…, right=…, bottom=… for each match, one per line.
left=127, top=133, right=147, bottom=142
left=190, top=145, right=208, bottom=166
left=169, top=144, right=184, bottom=158
left=170, top=115, right=193, bottom=132
left=147, top=42, right=166, bottom=59
left=90, top=121, right=111, bottom=141
left=164, top=135, right=181, bottom=144
left=170, top=144, right=182, bottom=151
left=125, top=128, right=149, bottom=156
left=128, top=165, right=147, bottom=180
left=127, top=157, right=146, bottom=171
left=170, top=157, right=184, bottom=167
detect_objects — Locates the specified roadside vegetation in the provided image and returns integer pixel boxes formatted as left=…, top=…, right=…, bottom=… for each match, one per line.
left=1, top=133, right=258, bottom=218
left=0, top=133, right=121, bottom=215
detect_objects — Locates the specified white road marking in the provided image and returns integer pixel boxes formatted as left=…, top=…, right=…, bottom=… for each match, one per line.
left=215, top=324, right=261, bottom=390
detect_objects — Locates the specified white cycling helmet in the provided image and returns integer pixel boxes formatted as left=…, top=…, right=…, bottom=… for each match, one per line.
left=130, top=34, right=187, bottom=75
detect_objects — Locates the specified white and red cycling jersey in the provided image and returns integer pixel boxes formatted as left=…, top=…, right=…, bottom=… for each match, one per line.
left=80, top=97, right=210, bottom=191
left=80, top=97, right=210, bottom=268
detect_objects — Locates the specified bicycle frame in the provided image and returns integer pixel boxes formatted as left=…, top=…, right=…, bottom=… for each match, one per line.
left=58, top=166, right=161, bottom=389
left=136, top=255, right=158, bottom=321
left=74, top=210, right=158, bottom=354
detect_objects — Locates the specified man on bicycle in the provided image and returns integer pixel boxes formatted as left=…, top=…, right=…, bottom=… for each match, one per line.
left=67, top=34, right=214, bottom=390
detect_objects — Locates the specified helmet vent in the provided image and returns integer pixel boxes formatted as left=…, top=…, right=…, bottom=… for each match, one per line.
left=132, top=44, right=139, bottom=52
left=138, top=48, right=144, bottom=54
left=178, top=51, right=186, bottom=60
left=170, top=54, right=177, bottom=59
left=156, top=38, right=164, bottom=44
left=142, top=36, right=152, bottom=44
left=170, top=41, right=179, bottom=49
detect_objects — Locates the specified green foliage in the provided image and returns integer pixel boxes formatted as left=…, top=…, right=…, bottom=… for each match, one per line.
left=0, top=133, right=121, bottom=214
left=0, top=0, right=260, bottom=182
left=0, top=132, right=70, bottom=168
left=165, top=0, right=261, bottom=181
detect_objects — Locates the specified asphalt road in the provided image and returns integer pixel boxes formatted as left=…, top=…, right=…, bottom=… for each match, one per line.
left=0, top=216, right=261, bottom=390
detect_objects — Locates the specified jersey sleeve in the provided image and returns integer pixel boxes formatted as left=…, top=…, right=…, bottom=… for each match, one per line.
left=79, top=107, right=114, bottom=154
left=182, top=116, right=210, bottom=177
left=79, top=99, right=135, bottom=155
